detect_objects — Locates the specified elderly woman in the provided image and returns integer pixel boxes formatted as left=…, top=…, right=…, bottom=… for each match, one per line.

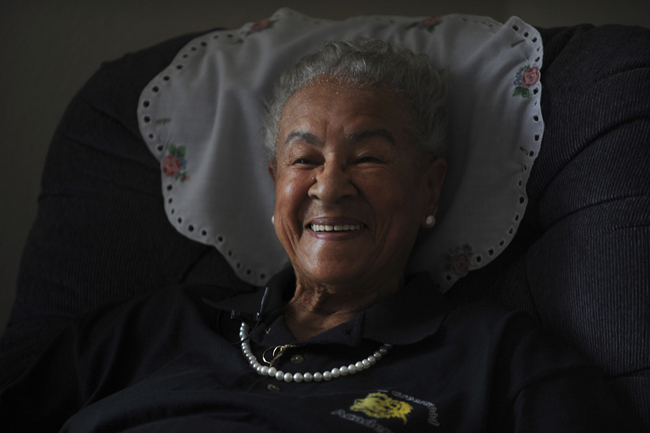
left=0, top=40, right=636, bottom=432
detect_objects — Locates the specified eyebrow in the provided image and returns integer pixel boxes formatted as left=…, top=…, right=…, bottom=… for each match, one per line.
left=284, top=131, right=323, bottom=146
left=346, top=128, right=396, bottom=146
left=283, top=128, right=396, bottom=147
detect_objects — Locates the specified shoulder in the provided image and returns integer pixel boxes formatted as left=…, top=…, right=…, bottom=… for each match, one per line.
left=443, top=301, right=591, bottom=384
left=70, top=283, right=255, bottom=343
left=443, top=301, right=543, bottom=343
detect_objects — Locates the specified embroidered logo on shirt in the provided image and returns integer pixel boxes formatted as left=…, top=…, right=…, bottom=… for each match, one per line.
left=332, top=390, right=439, bottom=431
left=350, top=392, right=413, bottom=424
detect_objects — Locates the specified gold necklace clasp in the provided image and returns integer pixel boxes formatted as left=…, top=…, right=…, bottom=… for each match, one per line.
left=262, top=344, right=298, bottom=367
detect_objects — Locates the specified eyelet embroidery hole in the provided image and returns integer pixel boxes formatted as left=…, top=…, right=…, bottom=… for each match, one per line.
left=177, top=217, right=182, bottom=224
left=533, top=115, right=539, bottom=122
left=260, top=273, right=266, bottom=280
left=166, top=185, right=172, bottom=191
left=488, top=249, right=494, bottom=256
left=499, top=240, right=505, bottom=246
left=170, top=208, right=175, bottom=215
left=508, top=228, right=514, bottom=235
left=534, top=134, right=540, bottom=141
left=512, top=24, right=520, bottom=31
left=152, top=86, right=159, bottom=93
left=475, top=255, right=482, bottom=263
left=188, top=225, right=194, bottom=232
left=176, top=64, right=183, bottom=70
left=519, top=196, right=526, bottom=204
left=523, top=31, right=529, bottom=37
left=163, top=75, right=170, bottom=81
left=142, top=100, right=150, bottom=108
left=217, top=236, right=224, bottom=242
left=201, top=229, right=207, bottom=236
left=143, top=116, right=151, bottom=123
left=168, top=198, right=173, bottom=204
left=514, top=214, right=520, bottom=222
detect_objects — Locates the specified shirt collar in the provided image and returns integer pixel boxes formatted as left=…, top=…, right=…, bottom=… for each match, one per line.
left=202, top=267, right=452, bottom=346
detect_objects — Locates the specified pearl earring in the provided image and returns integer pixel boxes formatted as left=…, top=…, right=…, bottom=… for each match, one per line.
left=271, top=215, right=275, bottom=224
left=424, top=215, right=436, bottom=228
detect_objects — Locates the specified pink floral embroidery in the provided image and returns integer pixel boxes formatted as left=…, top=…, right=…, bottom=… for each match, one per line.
left=246, top=18, right=277, bottom=35
left=164, top=144, right=189, bottom=182
left=163, top=155, right=180, bottom=177
left=512, top=65, right=540, bottom=98
left=407, top=16, right=443, bottom=33
left=442, top=243, right=474, bottom=277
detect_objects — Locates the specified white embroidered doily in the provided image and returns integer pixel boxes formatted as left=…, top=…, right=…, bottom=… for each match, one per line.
left=138, top=8, right=544, bottom=292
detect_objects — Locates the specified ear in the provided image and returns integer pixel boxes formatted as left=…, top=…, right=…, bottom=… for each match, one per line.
left=268, top=160, right=277, bottom=184
left=424, top=157, right=447, bottom=216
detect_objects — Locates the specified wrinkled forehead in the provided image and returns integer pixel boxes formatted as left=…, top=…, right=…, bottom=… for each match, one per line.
left=276, top=76, right=417, bottom=146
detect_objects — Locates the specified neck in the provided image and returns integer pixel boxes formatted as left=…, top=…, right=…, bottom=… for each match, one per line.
left=284, top=276, right=402, bottom=341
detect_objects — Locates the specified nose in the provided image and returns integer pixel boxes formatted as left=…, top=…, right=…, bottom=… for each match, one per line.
left=308, top=161, right=358, bottom=204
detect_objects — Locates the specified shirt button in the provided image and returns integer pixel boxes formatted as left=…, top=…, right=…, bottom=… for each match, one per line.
left=267, top=384, right=281, bottom=392
left=290, top=354, right=304, bottom=364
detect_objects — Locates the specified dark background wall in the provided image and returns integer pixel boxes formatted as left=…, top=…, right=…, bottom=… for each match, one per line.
left=1, top=0, right=649, bottom=333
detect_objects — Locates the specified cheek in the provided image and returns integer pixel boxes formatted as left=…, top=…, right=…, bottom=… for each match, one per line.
left=275, top=172, right=312, bottom=220
left=360, top=171, right=422, bottom=213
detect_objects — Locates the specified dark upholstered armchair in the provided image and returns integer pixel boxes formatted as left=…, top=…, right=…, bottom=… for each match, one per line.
left=1, top=21, right=648, bottom=428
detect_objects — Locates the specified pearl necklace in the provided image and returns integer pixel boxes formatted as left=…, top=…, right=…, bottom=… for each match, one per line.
left=239, top=322, right=391, bottom=383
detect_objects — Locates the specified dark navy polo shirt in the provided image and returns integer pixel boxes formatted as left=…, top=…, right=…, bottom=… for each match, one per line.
left=0, top=269, right=636, bottom=432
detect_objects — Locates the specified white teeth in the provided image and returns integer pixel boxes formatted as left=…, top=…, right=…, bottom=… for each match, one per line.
left=311, top=224, right=361, bottom=232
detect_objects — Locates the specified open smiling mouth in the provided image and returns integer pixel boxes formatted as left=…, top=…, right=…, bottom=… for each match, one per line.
left=309, top=224, right=363, bottom=232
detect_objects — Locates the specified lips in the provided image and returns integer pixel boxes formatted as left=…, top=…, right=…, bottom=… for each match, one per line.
left=309, top=223, right=362, bottom=232
left=306, top=217, right=365, bottom=234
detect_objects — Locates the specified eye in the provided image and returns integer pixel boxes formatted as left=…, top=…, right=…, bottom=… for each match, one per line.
left=357, top=155, right=381, bottom=164
left=293, top=158, right=317, bottom=165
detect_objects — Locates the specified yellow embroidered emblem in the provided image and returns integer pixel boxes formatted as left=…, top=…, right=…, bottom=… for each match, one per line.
left=350, top=392, right=413, bottom=424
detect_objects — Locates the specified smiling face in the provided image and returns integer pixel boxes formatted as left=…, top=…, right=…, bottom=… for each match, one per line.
left=269, top=77, right=445, bottom=296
